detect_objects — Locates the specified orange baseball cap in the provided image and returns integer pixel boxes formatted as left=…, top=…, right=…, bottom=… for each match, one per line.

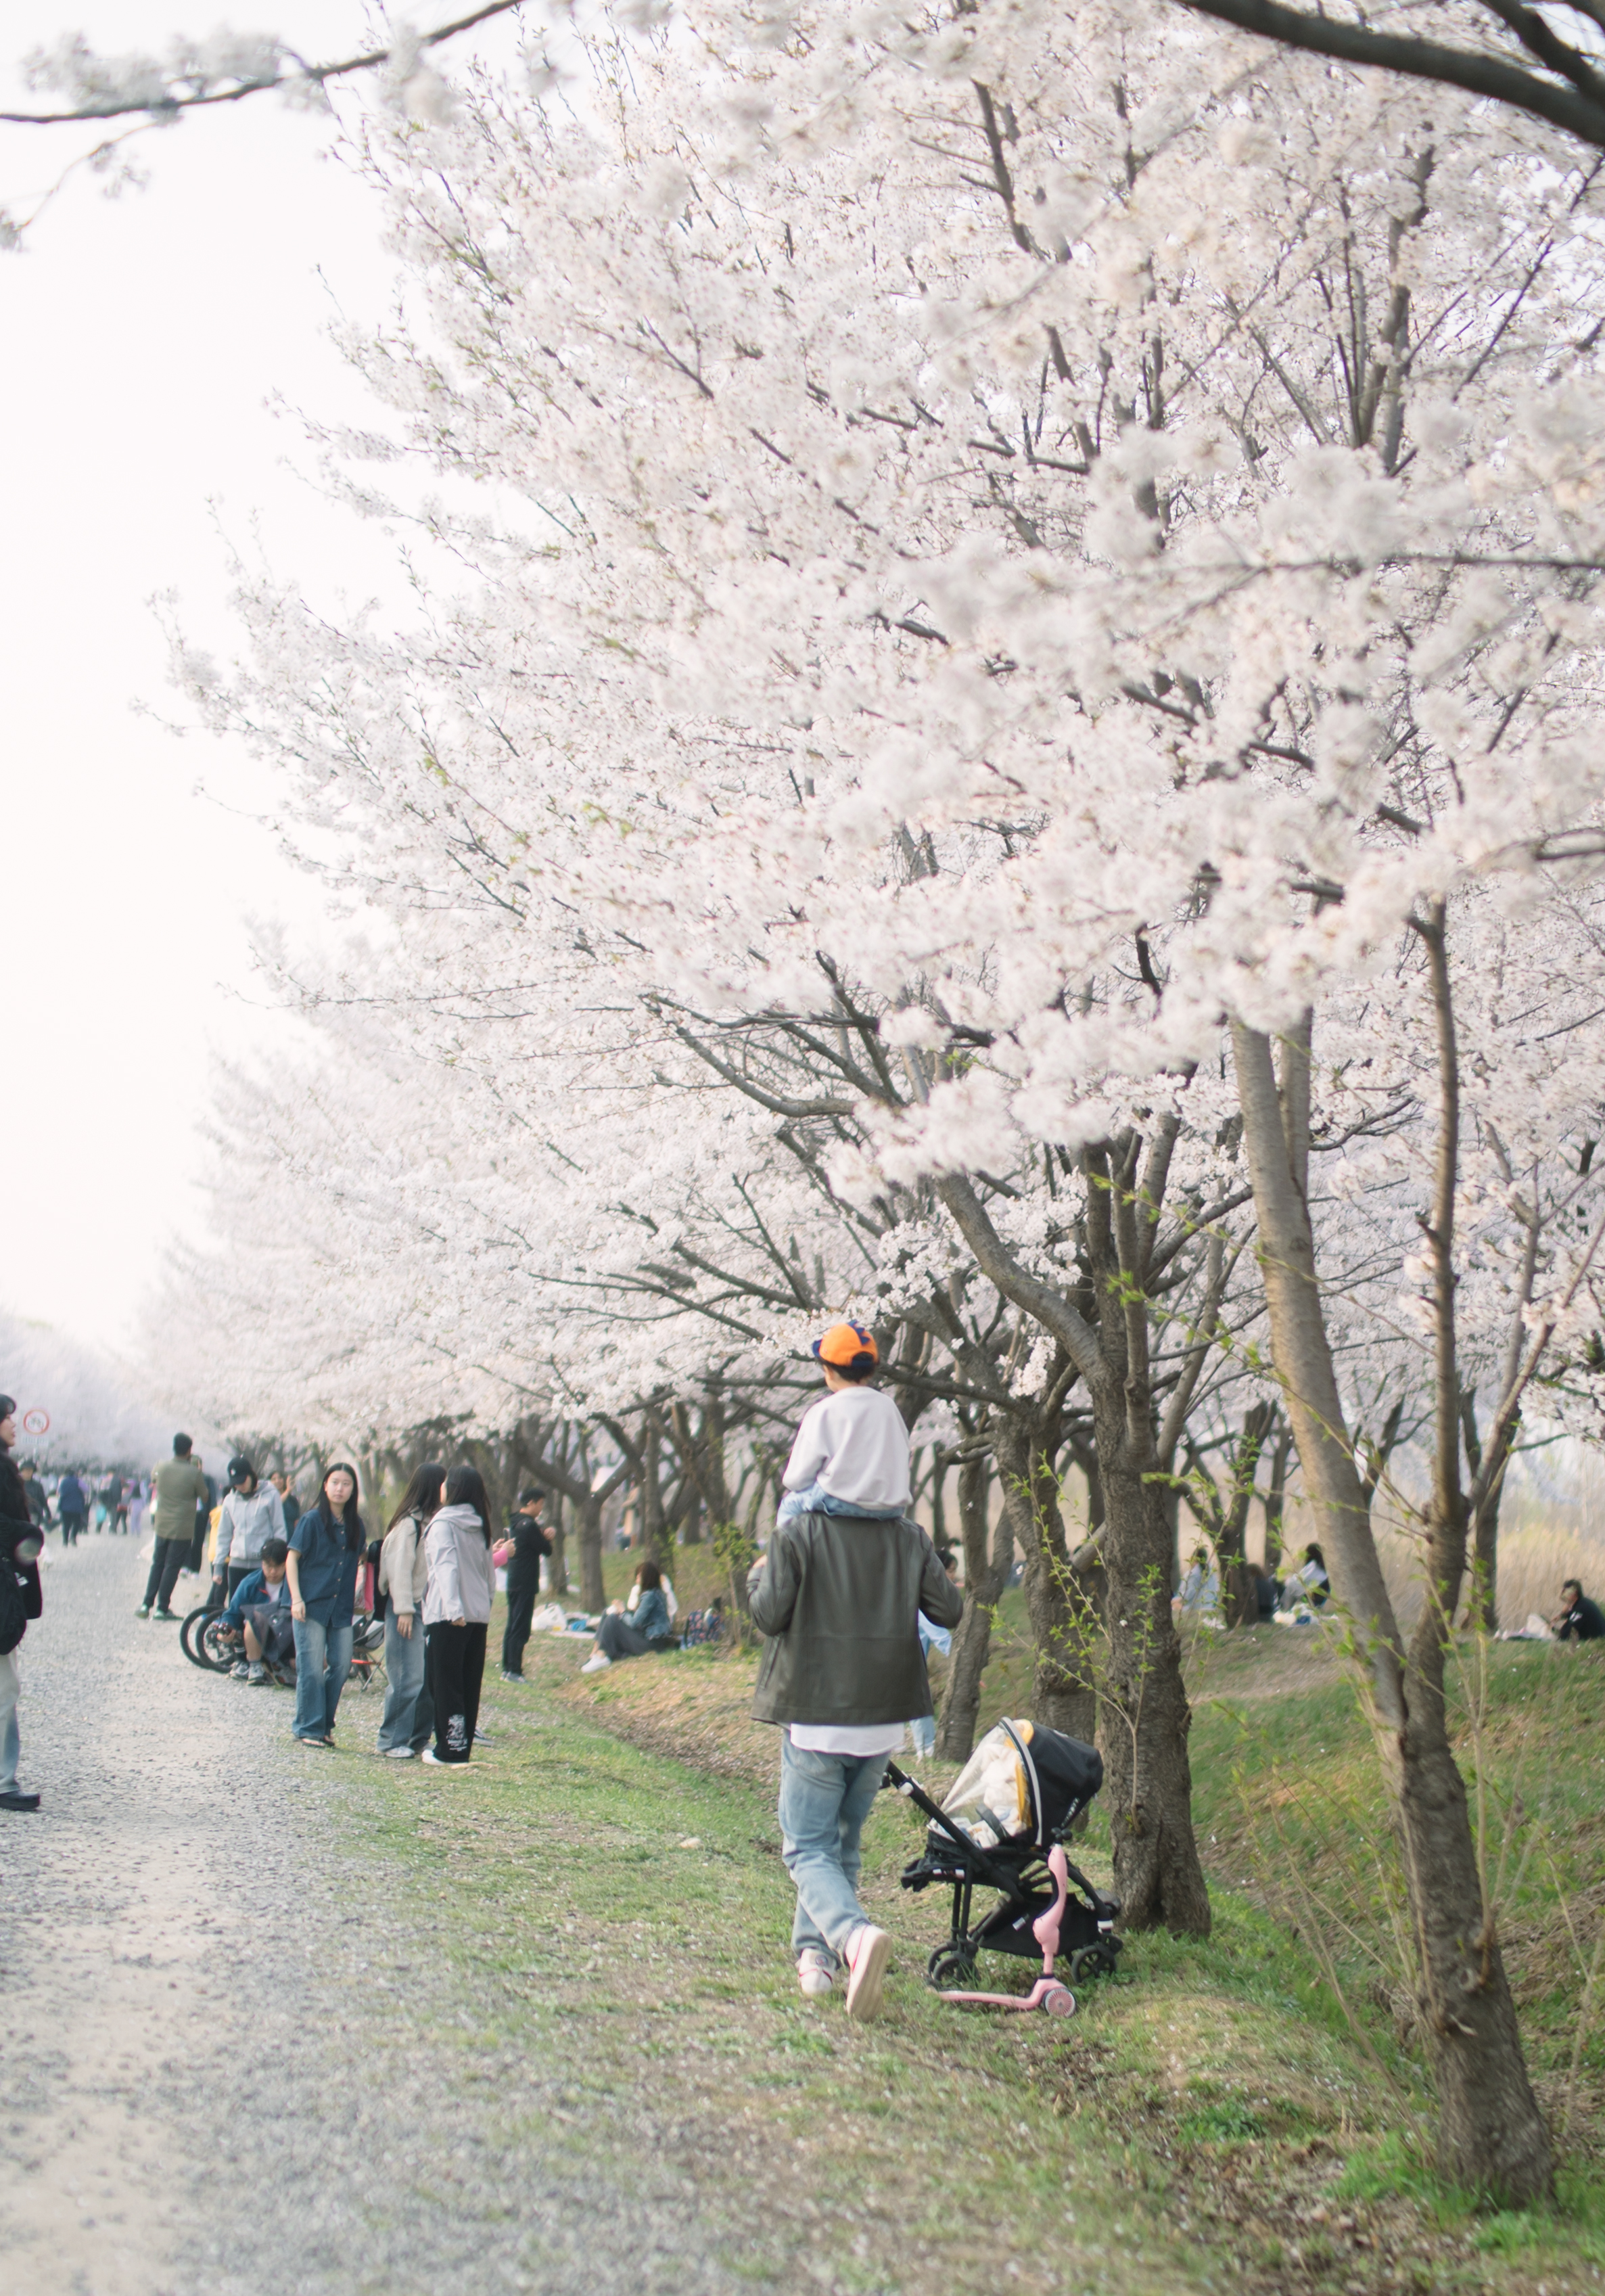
left=812, top=1321, right=878, bottom=1367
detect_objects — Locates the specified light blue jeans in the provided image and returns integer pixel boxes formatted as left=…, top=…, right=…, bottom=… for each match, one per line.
left=777, top=1481, right=906, bottom=1523
left=292, top=1615, right=353, bottom=1742
left=377, top=1613, right=432, bottom=1752
left=0, top=1649, right=20, bottom=1793
left=778, top=1733, right=889, bottom=1962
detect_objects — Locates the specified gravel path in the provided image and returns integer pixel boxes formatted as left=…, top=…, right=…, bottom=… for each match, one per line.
left=1, top=1535, right=779, bottom=2296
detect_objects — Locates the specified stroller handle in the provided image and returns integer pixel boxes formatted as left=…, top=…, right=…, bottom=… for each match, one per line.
left=883, top=1760, right=1025, bottom=1899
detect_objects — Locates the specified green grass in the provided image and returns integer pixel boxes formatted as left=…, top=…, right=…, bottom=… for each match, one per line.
left=530, top=1577, right=1605, bottom=2290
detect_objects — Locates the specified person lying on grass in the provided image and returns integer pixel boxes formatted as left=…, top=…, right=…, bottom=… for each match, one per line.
left=749, top=1322, right=963, bottom=2021
left=580, top=1557, right=676, bottom=1674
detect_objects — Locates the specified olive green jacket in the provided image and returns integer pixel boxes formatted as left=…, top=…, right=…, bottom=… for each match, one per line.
left=152, top=1457, right=209, bottom=1542
left=749, top=1511, right=963, bottom=1726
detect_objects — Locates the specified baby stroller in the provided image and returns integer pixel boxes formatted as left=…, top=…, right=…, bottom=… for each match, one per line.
left=890, top=1719, right=1122, bottom=2006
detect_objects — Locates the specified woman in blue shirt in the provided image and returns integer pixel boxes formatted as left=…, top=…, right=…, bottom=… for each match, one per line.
left=285, top=1463, right=366, bottom=1747
left=580, top=1557, right=676, bottom=1674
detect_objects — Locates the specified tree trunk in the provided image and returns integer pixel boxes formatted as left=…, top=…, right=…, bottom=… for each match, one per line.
left=1091, top=1391, right=1212, bottom=1935
left=1233, top=1015, right=1552, bottom=2202
left=1460, top=1387, right=1512, bottom=1634
left=995, top=1419, right=1097, bottom=1743
left=1221, top=1402, right=1277, bottom=1626
left=937, top=1452, right=1006, bottom=1762
left=937, top=1162, right=1211, bottom=1938
left=549, top=1489, right=569, bottom=1596
left=578, top=1493, right=606, bottom=1612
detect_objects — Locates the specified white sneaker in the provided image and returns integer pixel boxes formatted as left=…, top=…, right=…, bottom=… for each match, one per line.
left=383, top=1746, right=415, bottom=1760
left=797, top=1948, right=836, bottom=1999
left=844, top=1925, right=891, bottom=2021
left=580, top=1652, right=612, bottom=1674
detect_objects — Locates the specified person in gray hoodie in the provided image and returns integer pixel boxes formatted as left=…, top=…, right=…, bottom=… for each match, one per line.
left=212, top=1458, right=287, bottom=1603
left=421, top=1465, right=496, bottom=1768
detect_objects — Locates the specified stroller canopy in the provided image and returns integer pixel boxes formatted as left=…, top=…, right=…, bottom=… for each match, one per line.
left=938, top=1720, right=1104, bottom=1851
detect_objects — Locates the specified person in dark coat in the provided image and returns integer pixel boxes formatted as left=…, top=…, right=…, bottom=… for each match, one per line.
left=0, top=1396, right=45, bottom=1811
left=56, top=1469, right=88, bottom=1546
left=500, top=1488, right=552, bottom=1683
left=1552, top=1580, right=1605, bottom=1641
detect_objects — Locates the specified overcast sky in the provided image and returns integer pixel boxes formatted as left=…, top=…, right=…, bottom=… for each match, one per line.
left=1, top=6, right=517, bottom=1356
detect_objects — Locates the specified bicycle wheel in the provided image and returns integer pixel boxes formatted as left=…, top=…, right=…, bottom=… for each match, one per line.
left=197, top=1613, right=243, bottom=1672
left=179, top=1606, right=218, bottom=1670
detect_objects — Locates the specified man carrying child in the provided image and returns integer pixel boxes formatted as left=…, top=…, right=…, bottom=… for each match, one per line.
left=750, top=1322, right=962, bottom=2019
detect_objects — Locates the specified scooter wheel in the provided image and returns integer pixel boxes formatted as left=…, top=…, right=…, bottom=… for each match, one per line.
left=1042, top=1984, right=1076, bottom=2018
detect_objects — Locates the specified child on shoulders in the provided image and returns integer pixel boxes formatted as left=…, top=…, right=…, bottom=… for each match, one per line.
left=778, top=1322, right=911, bottom=1521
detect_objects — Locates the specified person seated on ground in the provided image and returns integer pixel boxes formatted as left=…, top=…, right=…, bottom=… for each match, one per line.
left=219, top=1537, right=294, bottom=1684
left=1176, top=1544, right=1220, bottom=1613
left=1289, top=1543, right=1330, bottom=1608
left=1551, top=1578, right=1605, bottom=1641
left=776, top=1322, right=911, bottom=1524
left=580, top=1557, right=676, bottom=1674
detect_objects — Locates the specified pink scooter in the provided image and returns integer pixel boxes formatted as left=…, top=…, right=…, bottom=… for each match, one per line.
left=936, top=1843, right=1077, bottom=2016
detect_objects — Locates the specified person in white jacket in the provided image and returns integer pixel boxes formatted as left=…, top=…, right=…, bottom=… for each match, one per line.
left=777, top=1323, right=911, bottom=1523
left=421, top=1465, right=497, bottom=1768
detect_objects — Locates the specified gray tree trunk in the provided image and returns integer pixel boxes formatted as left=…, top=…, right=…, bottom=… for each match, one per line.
left=1232, top=1015, right=1552, bottom=2203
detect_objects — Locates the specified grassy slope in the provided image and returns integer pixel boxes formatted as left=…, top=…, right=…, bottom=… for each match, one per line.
left=526, top=1548, right=1605, bottom=2291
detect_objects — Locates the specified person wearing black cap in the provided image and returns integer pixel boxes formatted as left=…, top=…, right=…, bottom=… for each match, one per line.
left=0, top=1395, right=45, bottom=1812
left=212, top=1458, right=287, bottom=1606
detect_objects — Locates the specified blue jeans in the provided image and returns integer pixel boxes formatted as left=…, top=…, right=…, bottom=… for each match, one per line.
left=777, top=1482, right=906, bottom=1523
left=778, top=1734, right=888, bottom=1962
left=0, top=1649, right=20, bottom=1793
left=292, top=1615, right=353, bottom=1742
left=377, top=1613, right=432, bottom=1752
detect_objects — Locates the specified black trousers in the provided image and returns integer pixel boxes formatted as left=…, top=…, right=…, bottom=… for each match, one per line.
left=502, top=1584, right=537, bottom=1676
left=62, top=1511, right=87, bottom=1547
left=425, top=1622, right=487, bottom=1763
left=143, top=1538, right=188, bottom=1611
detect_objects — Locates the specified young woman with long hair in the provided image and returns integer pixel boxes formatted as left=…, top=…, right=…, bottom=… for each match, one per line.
left=421, top=1465, right=495, bottom=1767
left=375, top=1461, right=444, bottom=1759
left=284, top=1462, right=366, bottom=1748
left=580, top=1555, right=677, bottom=1674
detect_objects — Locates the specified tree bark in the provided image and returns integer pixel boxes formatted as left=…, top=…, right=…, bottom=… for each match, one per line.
left=937, top=1164, right=1211, bottom=1937
left=994, top=1419, right=1097, bottom=1741
left=548, top=1488, right=569, bottom=1596
left=578, top=1492, right=606, bottom=1612
left=937, top=1451, right=1008, bottom=1762
left=1232, top=1012, right=1552, bottom=2203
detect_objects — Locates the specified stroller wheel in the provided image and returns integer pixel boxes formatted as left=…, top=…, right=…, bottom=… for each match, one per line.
left=1069, top=1946, right=1113, bottom=1984
left=927, top=1945, right=978, bottom=1990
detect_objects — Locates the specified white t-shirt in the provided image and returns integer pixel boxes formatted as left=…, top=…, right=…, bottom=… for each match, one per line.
left=782, top=1385, right=911, bottom=1511
left=789, top=1723, right=904, bottom=1756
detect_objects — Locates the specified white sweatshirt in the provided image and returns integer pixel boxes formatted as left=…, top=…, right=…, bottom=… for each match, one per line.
left=782, top=1385, right=911, bottom=1511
